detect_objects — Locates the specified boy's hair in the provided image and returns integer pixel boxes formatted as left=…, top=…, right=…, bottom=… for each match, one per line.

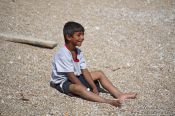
left=63, top=21, right=85, bottom=43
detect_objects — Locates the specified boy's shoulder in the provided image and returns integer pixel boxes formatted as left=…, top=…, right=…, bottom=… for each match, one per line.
left=55, top=46, right=70, bottom=58
left=58, top=46, right=67, bottom=52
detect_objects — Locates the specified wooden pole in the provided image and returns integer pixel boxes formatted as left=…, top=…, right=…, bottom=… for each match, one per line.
left=0, top=34, right=58, bottom=49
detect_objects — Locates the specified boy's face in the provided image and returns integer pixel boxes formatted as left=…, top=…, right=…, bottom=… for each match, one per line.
left=68, top=31, right=84, bottom=47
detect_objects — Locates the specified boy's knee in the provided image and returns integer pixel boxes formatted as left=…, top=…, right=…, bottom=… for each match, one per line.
left=96, top=70, right=105, bottom=77
left=94, top=70, right=108, bottom=81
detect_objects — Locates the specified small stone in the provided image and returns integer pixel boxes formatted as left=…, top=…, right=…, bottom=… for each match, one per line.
left=18, top=56, right=21, bottom=59
left=95, top=26, right=100, bottom=30
left=9, top=61, right=13, bottom=64
left=7, top=95, right=12, bottom=99
left=127, top=63, right=131, bottom=66
left=1, top=99, right=4, bottom=104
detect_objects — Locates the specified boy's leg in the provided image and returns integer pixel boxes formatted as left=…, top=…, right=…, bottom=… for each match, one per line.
left=90, top=71, right=137, bottom=101
left=68, top=84, right=121, bottom=107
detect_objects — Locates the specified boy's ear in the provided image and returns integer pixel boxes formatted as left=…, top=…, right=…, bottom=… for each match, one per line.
left=66, top=35, right=72, bottom=41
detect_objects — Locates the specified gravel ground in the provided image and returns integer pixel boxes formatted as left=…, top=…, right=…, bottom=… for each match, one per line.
left=0, top=0, right=175, bottom=115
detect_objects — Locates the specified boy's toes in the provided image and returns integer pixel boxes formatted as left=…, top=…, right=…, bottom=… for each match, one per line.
left=108, top=99, right=122, bottom=108
left=130, top=92, right=137, bottom=98
left=119, top=92, right=137, bottom=101
left=112, top=100, right=121, bottom=108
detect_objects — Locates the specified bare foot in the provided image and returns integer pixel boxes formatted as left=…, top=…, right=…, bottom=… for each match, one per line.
left=106, top=99, right=122, bottom=108
left=118, top=92, right=137, bottom=101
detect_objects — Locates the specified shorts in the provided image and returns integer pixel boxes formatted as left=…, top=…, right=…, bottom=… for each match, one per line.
left=50, top=74, right=100, bottom=95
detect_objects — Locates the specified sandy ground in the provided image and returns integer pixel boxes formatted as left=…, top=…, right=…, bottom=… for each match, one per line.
left=0, top=0, right=175, bottom=115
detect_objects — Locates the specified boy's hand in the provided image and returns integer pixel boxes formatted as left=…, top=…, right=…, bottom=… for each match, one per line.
left=93, top=87, right=99, bottom=95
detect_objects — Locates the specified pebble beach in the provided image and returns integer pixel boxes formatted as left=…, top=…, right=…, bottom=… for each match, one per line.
left=0, top=0, right=175, bottom=115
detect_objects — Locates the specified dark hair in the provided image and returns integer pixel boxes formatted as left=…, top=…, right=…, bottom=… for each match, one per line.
left=63, top=21, right=85, bottom=43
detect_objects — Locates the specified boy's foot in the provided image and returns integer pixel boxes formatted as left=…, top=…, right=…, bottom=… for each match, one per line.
left=106, top=99, right=122, bottom=108
left=118, top=92, right=137, bottom=101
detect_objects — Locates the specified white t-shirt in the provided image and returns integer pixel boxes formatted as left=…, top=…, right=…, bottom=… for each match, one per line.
left=51, top=46, right=87, bottom=88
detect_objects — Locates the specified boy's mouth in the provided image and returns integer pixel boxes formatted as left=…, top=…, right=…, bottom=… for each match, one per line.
left=77, top=41, right=82, bottom=46
left=78, top=42, right=82, bottom=44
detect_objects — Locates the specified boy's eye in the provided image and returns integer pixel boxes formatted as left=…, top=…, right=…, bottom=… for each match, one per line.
left=78, top=33, right=84, bottom=36
left=75, top=32, right=84, bottom=37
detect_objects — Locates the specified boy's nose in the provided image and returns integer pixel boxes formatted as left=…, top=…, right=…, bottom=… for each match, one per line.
left=80, top=36, right=84, bottom=41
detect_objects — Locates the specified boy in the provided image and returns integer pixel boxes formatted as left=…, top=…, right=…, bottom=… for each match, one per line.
left=50, top=21, right=137, bottom=107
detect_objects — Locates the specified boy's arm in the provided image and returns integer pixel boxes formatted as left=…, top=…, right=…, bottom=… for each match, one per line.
left=81, top=69, right=99, bottom=94
left=67, top=72, right=84, bottom=86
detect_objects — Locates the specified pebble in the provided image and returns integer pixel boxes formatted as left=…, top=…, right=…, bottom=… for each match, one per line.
left=9, top=61, right=13, bottom=64
left=95, top=26, right=100, bottom=30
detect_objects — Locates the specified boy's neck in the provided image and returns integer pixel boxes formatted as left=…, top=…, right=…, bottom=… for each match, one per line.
left=65, top=43, right=76, bottom=51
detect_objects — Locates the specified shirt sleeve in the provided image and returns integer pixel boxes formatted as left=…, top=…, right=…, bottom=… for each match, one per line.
left=55, top=55, right=74, bottom=72
left=79, top=52, right=87, bottom=69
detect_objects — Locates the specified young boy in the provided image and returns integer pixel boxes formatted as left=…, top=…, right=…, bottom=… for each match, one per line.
left=50, top=21, right=137, bottom=107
